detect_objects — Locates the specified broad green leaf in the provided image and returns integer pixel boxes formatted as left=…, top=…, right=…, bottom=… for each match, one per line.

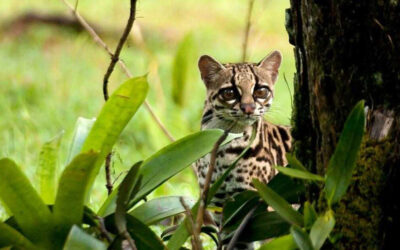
left=129, top=129, right=225, bottom=207
left=310, top=211, right=335, bottom=250
left=63, top=225, right=106, bottom=250
left=273, top=166, right=324, bottom=182
left=0, top=222, right=36, bottom=249
left=234, top=212, right=290, bottom=242
left=267, top=173, right=305, bottom=204
left=168, top=125, right=257, bottom=250
left=171, top=33, right=196, bottom=106
left=253, top=179, right=303, bottom=227
left=81, top=76, right=148, bottom=197
left=286, top=153, right=308, bottom=171
left=0, top=158, right=52, bottom=246
left=290, top=225, right=314, bottom=250
left=115, top=162, right=142, bottom=233
left=304, top=202, right=317, bottom=229
left=222, top=191, right=259, bottom=228
left=258, top=234, right=297, bottom=250
left=129, top=196, right=195, bottom=225
left=36, top=132, right=63, bottom=204
left=66, top=117, right=96, bottom=164
left=325, top=100, right=365, bottom=206
left=105, top=214, right=165, bottom=250
left=53, top=152, right=98, bottom=245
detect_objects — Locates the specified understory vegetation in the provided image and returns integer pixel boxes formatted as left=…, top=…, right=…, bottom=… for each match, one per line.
left=1, top=0, right=366, bottom=249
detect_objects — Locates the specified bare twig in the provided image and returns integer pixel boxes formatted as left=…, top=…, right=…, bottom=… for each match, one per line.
left=194, top=129, right=231, bottom=238
left=105, top=153, right=113, bottom=195
left=103, top=0, right=137, bottom=100
left=226, top=205, right=257, bottom=250
left=242, top=0, right=255, bottom=62
left=101, top=0, right=137, bottom=195
left=180, top=197, right=202, bottom=250
left=96, top=216, right=113, bottom=243
left=60, top=0, right=175, bottom=142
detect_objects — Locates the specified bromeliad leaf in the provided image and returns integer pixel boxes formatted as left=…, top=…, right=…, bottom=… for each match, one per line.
left=81, top=76, right=148, bottom=196
left=36, top=131, right=63, bottom=204
left=267, top=173, right=305, bottom=204
left=258, top=234, right=297, bottom=250
left=129, top=196, right=195, bottom=225
left=53, top=152, right=99, bottom=245
left=286, top=153, right=308, bottom=172
left=0, top=158, right=53, bottom=247
left=309, top=211, right=335, bottom=250
left=325, top=100, right=365, bottom=206
left=128, top=129, right=225, bottom=207
left=66, top=117, right=96, bottom=164
left=63, top=225, right=106, bottom=250
left=304, top=201, right=318, bottom=229
left=0, top=222, right=36, bottom=250
left=253, top=179, right=303, bottom=227
left=115, top=162, right=142, bottom=233
left=290, top=225, right=314, bottom=250
left=272, top=166, right=324, bottom=182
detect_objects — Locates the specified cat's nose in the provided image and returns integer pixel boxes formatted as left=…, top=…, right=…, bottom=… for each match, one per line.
left=240, top=103, right=256, bottom=114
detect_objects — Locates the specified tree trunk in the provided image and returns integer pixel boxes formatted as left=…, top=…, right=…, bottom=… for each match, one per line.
left=285, top=1, right=400, bottom=249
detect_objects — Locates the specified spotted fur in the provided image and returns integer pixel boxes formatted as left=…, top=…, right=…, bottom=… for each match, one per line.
left=194, top=51, right=292, bottom=210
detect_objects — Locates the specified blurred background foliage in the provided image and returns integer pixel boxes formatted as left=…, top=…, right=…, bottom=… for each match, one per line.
left=0, top=0, right=293, bottom=218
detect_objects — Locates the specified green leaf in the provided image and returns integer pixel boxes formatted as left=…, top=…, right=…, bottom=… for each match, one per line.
left=105, top=214, right=165, bottom=250
left=115, top=162, right=142, bottom=233
left=236, top=212, right=290, bottom=242
left=171, top=33, right=196, bottom=106
left=63, top=226, right=106, bottom=250
left=0, top=158, right=52, bottom=245
left=129, top=196, right=195, bottom=225
left=272, top=166, right=324, bottom=182
left=258, top=234, right=297, bottom=250
left=325, top=100, right=365, bottom=206
left=304, top=202, right=318, bottom=229
left=36, top=132, right=63, bottom=204
left=129, top=129, right=225, bottom=207
left=66, top=117, right=96, bottom=164
left=222, top=191, right=260, bottom=228
left=0, top=222, right=36, bottom=249
left=286, top=153, right=308, bottom=171
left=253, top=179, right=303, bottom=227
left=81, top=76, right=148, bottom=196
left=309, top=211, right=335, bottom=250
left=290, top=225, right=314, bottom=250
left=53, top=152, right=99, bottom=244
left=267, top=173, right=305, bottom=204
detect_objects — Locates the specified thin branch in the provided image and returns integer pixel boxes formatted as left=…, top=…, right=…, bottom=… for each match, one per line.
left=96, top=216, right=113, bottom=243
left=60, top=0, right=175, bottom=142
left=194, top=129, right=231, bottom=238
left=226, top=205, right=257, bottom=250
left=105, top=153, right=113, bottom=195
left=242, top=0, right=255, bottom=62
left=103, top=0, right=137, bottom=100
left=180, top=197, right=202, bottom=250
left=283, top=73, right=293, bottom=110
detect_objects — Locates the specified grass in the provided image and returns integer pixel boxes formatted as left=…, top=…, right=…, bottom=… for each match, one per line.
left=0, top=0, right=294, bottom=218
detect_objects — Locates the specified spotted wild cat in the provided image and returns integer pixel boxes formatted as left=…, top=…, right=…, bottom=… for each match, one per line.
left=194, top=51, right=291, bottom=210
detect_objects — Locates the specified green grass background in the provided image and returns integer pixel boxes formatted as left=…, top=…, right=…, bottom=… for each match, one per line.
left=0, top=0, right=294, bottom=218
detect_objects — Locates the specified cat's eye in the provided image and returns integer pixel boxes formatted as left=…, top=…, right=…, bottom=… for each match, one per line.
left=220, top=88, right=236, bottom=101
left=254, top=87, right=269, bottom=99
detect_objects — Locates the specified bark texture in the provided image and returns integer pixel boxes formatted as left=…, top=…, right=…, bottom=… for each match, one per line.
left=286, top=1, right=400, bottom=249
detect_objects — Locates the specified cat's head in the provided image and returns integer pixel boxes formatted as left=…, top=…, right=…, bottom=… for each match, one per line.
left=198, top=51, right=282, bottom=128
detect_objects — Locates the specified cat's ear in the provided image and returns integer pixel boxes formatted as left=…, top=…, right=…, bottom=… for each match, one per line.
left=198, top=55, right=226, bottom=87
left=257, top=51, right=282, bottom=84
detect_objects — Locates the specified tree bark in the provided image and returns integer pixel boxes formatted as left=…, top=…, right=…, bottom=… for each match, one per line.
left=286, top=1, right=400, bottom=249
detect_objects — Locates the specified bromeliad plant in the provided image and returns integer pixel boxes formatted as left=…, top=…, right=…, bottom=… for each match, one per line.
left=0, top=76, right=237, bottom=249
left=0, top=73, right=365, bottom=250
